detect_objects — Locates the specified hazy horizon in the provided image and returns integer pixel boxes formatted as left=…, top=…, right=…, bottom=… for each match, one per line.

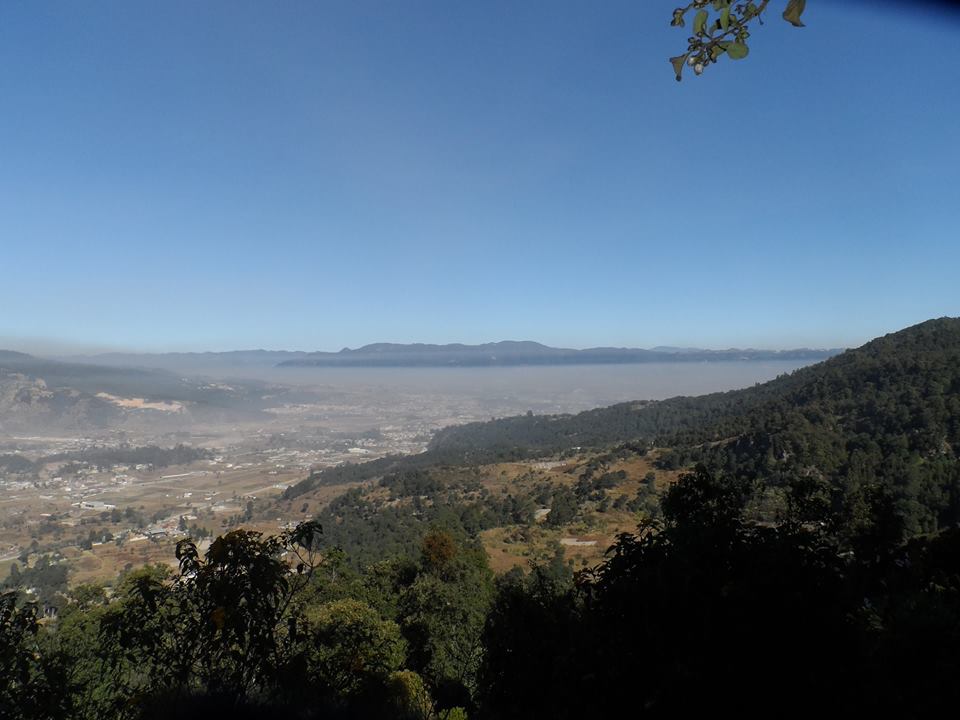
left=0, top=314, right=948, bottom=359
left=0, top=335, right=854, bottom=358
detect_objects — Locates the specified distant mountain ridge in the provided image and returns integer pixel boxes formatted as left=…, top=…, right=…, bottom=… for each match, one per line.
left=278, top=341, right=840, bottom=368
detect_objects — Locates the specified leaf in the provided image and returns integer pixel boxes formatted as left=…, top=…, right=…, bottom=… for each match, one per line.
left=670, top=54, right=688, bottom=82
left=210, top=606, right=226, bottom=630
left=693, top=9, right=708, bottom=35
left=727, top=42, right=749, bottom=60
left=782, top=0, right=806, bottom=27
left=720, top=7, right=731, bottom=31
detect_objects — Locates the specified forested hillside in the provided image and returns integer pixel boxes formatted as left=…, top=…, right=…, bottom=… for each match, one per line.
left=422, top=318, right=960, bottom=535
left=6, top=467, right=960, bottom=719
left=287, top=319, right=960, bottom=539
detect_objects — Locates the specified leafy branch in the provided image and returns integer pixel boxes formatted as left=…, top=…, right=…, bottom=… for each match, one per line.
left=670, top=0, right=807, bottom=81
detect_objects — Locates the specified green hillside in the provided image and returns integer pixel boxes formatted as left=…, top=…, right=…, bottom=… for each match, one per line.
left=291, top=318, right=960, bottom=536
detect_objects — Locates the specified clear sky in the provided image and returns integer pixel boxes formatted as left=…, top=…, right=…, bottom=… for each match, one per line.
left=1, top=1, right=958, bottom=353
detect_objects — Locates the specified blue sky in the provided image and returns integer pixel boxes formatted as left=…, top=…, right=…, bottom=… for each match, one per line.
left=1, top=1, right=957, bottom=353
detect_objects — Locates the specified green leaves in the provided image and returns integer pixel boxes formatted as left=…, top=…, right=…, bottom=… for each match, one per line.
left=693, top=9, right=709, bottom=35
left=726, top=42, right=750, bottom=60
left=670, top=54, right=689, bottom=82
left=670, top=0, right=810, bottom=80
left=783, top=0, right=807, bottom=27
left=720, top=7, right=732, bottom=31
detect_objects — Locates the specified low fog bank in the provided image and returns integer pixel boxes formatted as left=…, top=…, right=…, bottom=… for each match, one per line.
left=188, top=360, right=815, bottom=415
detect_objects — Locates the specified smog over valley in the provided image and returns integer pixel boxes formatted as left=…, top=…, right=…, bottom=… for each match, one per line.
left=1, top=343, right=833, bottom=585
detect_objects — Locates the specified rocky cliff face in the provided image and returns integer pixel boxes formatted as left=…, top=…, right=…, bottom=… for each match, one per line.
left=0, top=352, right=306, bottom=436
left=0, top=371, right=121, bottom=434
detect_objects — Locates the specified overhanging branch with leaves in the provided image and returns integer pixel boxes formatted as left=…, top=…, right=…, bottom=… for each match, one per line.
left=670, top=0, right=807, bottom=80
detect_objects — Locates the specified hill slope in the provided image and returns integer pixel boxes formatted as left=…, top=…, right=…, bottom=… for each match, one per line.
left=0, top=351, right=302, bottom=434
left=289, top=318, right=960, bottom=535
left=431, top=318, right=960, bottom=532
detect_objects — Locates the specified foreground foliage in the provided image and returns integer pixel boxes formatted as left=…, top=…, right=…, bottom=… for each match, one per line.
left=4, top=462, right=960, bottom=719
left=479, top=466, right=960, bottom=718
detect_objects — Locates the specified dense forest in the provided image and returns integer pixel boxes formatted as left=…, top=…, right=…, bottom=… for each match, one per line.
left=4, top=465, right=960, bottom=718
